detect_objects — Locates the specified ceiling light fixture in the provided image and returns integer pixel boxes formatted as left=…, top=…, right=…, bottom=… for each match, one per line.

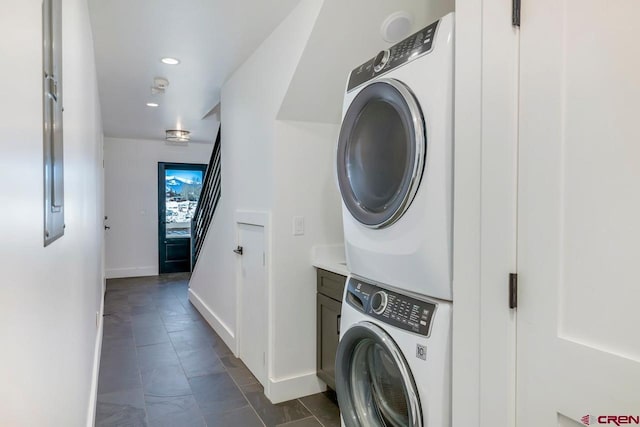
left=165, top=129, right=190, bottom=142
left=161, top=57, right=180, bottom=65
left=146, top=102, right=159, bottom=107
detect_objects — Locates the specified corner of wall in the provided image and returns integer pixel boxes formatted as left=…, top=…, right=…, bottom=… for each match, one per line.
left=187, top=0, right=326, bottom=377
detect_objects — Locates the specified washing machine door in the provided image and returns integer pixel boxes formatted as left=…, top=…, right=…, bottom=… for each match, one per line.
left=337, top=78, right=426, bottom=228
left=336, top=321, right=422, bottom=427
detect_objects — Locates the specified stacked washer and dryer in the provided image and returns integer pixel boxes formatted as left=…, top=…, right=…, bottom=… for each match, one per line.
left=335, top=13, right=454, bottom=427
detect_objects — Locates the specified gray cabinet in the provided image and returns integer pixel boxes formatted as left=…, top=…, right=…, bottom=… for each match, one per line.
left=316, top=268, right=346, bottom=390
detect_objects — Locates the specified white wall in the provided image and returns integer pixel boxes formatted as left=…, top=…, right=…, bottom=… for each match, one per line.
left=270, top=120, right=343, bottom=381
left=0, top=0, right=104, bottom=425
left=188, top=0, right=326, bottom=399
left=103, top=137, right=213, bottom=278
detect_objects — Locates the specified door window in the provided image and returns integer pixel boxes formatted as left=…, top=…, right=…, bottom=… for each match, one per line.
left=336, top=322, right=422, bottom=427
left=164, top=169, right=203, bottom=238
left=337, top=79, right=426, bottom=228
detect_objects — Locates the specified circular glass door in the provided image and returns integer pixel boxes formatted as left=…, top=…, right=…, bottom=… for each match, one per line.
left=336, top=322, right=422, bottom=427
left=337, top=79, right=426, bottom=228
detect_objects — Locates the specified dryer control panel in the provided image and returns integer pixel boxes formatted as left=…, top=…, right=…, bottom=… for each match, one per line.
left=345, top=277, right=437, bottom=337
left=347, top=19, right=439, bottom=92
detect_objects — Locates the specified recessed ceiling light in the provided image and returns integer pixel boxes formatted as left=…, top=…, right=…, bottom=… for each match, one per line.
left=146, top=102, right=159, bottom=107
left=161, top=57, right=180, bottom=65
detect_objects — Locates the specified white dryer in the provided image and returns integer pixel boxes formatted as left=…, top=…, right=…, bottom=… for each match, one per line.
left=336, top=275, right=451, bottom=427
left=336, top=13, right=454, bottom=301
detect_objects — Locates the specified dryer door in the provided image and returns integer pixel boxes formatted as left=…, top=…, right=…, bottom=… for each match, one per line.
left=337, top=79, right=426, bottom=228
left=336, top=321, right=422, bottom=427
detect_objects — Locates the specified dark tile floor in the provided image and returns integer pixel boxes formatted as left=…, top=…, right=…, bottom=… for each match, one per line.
left=96, top=273, right=340, bottom=427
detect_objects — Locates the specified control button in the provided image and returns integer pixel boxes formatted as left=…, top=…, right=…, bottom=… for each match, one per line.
left=371, top=291, right=388, bottom=315
left=373, top=49, right=391, bottom=73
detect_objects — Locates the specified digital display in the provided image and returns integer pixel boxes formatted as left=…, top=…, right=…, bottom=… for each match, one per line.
left=347, top=19, right=439, bottom=92
left=345, top=277, right=436, bottom=337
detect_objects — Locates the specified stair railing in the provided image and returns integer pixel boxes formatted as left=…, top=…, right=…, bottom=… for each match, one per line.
left=191, top=127, right=222, bottom=269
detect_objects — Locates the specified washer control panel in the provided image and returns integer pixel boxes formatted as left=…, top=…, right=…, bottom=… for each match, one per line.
left=347, top=19, right=439, bottom=92
left=345, top=277, right=437, bottom=337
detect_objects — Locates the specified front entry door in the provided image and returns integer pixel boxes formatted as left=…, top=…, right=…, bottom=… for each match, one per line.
left=516, top=1, right=640, bottom=424
left=158, top=162, right=206, bottom=274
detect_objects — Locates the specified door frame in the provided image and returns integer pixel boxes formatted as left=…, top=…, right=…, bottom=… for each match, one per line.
left=157, top=162, right=207, bottom=274
left=234, top=210, right=272, bottom=391
left=452, top=2, right=519, bottom=427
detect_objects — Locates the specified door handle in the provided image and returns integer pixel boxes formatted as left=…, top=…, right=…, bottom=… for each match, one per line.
left=233, top=246, right=243, bottom=255
left=104, top=225, right=110, bottom=230
left=45, top=75, right=59, bottom=103
left=337, top=314, right=341, bottom=335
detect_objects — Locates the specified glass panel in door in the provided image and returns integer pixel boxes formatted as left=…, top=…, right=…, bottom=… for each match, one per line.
left=336, top=80, right=426, bottom=228
left=350, top=338, right=411, bottom=427
left=164, top=169, right=203, bottom=239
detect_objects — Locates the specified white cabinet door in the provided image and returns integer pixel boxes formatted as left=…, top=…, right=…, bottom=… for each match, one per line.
left=238, top=223, right=267, bottom=386
left=517, top=0, right=640, bottom=425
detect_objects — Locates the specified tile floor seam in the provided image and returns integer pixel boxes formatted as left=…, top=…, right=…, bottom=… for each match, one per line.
left=129, top=308, right=151, bottom=426
left=224, top=358, right=267, bottom=427
left=165, top=287, right=245, bottom=427
left=277, top=415, right=318, bottom=426
left=164, top=315, right=194, bottom=382
left=165, top=319, right=215, bottom=427
left=149, top=297, right=201, bottom=425
left=296, top=398, right=326, bottom=427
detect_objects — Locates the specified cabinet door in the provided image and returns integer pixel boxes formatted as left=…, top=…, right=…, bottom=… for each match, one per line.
left=517, top=0, right=640, bottom=424
left=317, top=269, right=346, bottom=301
left=317, top=294, right=342, bottom=389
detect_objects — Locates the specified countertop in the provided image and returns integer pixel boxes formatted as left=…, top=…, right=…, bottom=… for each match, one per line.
left=311, top=244, right=349, bottom=277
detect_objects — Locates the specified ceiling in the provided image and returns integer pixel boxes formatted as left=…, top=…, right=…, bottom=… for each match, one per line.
left=88, top=0, right=300, bottom=143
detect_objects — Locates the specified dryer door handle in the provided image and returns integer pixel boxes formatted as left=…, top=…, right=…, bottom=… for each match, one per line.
left=337, top=314, right=341, bottom=335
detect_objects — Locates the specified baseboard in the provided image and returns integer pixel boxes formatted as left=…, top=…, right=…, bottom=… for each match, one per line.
left=86, top=293, right=104, bottom=427
left=266, top=371, right=326, bottom=404
left=188, top=288, right=236, bottom=354
left=105, top=266, right=157, bottom=279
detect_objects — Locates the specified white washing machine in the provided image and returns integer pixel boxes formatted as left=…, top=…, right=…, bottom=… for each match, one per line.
left=336, top=275, right=451, bottom=427
left=336, top=13, right=454, bottom=301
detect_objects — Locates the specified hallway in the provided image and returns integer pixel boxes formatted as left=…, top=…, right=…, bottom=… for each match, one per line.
left=96, top=274, right=340, bottom=427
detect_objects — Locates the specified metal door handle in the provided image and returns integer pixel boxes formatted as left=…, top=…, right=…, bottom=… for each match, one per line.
left=45, top=75, right=59, bottom=103
left=233, top=246, right=243, bottom=255
left=104, top=225, right=110, bottom=230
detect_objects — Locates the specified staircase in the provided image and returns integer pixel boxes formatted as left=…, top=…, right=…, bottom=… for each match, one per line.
left=191, top=127, right=222, bottom=268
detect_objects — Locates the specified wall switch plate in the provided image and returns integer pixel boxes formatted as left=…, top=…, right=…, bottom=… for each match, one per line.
left=293, top=216, right=305, bottom=236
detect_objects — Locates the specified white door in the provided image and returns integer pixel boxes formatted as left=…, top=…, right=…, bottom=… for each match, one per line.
left=517, top=0, right=640, bottom=425
left=238, top=223, right=267, bottom=386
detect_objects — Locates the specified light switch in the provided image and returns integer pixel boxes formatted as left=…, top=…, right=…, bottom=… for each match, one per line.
left=293, top=216, right=305, bottom=236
